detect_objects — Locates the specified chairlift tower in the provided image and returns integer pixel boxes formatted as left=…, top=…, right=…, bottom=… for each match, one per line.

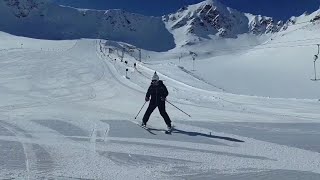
left=311, top=44, right=320, bottom=81
left=192, top=56, right=195, bottom=71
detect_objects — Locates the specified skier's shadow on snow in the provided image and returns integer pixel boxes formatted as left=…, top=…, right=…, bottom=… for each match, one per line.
left=150, top=128, right=244, bottom=143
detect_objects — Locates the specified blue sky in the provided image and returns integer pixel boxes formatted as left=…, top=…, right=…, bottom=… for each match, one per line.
left=53, top=0, right=320, bottom=20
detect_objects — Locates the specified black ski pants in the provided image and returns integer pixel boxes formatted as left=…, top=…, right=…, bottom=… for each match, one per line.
left=142, top=101, right=171, bottom=127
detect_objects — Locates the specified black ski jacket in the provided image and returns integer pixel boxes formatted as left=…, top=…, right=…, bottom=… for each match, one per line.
left=146, top=80, right=168, bottom=105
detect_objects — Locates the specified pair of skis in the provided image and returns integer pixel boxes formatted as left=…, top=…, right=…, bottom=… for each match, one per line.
left=135, top=122, right=173, bottom=135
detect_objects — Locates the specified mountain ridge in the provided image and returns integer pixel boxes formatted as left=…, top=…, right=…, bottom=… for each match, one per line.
left=1, top=0, right=320, bottom=51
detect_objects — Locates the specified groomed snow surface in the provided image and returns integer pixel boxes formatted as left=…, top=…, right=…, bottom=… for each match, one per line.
left=0, top=26, right=320, bottom=180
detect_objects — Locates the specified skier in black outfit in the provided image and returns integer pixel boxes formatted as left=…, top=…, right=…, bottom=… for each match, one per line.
left=142, top=72, right=172, bottom=130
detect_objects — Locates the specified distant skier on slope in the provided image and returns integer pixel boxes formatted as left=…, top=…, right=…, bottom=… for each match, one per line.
left=142, top=72, right=172, bottom=131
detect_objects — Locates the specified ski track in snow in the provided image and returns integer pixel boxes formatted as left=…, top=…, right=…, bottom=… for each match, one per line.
left=0, top=32, right=320, bottom=179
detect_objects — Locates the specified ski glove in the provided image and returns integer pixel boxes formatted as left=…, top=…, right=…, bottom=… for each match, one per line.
left=145, top=97, right=150, bottom=102
left=160, top=97, right=166, bottom=101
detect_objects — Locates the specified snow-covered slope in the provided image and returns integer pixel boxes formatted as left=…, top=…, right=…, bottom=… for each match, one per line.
left=136, top=21, right=320, bottom=99
left=0, top=0, right=175, bottom=51
left=3, top=0, right=319, bottom=99
left=1, top=28, right=320, bottom=179
left=1, top=0, right=320, bottom=179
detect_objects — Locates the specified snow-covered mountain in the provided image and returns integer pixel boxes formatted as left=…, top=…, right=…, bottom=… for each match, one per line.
left=163, top=0, right=320, bottom=47
left=3, top=0, right=46, bottom=17
left=2, top=1, right=320, bottom=179
left=0, top=0, right=175, bottom=51
left=163, top=0, right=283, bottom=45
left=1, top=0, right=320, bottom=51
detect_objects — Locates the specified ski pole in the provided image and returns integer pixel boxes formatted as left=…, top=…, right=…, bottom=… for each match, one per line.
left=134, top=101, right=147, bottom=119
left=166, top=100, right=191, bottom=117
